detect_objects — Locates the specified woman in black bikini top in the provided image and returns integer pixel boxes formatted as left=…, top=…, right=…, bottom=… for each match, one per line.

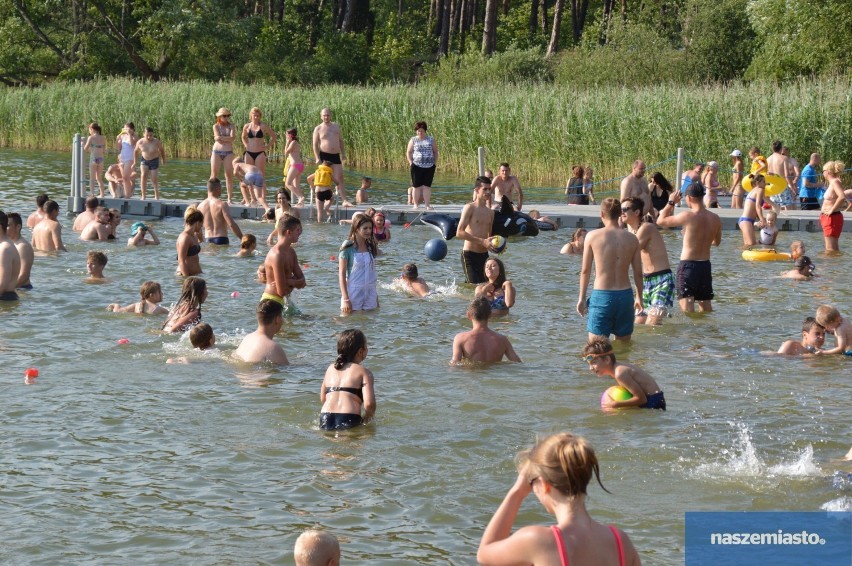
left=319, top=329, right=376, bottom=430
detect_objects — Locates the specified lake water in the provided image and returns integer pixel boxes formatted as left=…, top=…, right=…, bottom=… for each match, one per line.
left=1, top=149, right=851, bottom=564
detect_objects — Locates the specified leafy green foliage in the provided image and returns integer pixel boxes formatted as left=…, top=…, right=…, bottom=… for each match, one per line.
left=421, top=46, right=553, bottom=87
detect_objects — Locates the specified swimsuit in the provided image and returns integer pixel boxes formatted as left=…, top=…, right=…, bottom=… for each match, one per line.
left=319, top=412, right=362, bottom=430
left=245, top=171, right=264, bottom=187
left=187, top=243, right=201, bottom=257
left=17, top=283, right=33, bottom=290
left=207, top=236, right=229, bottom=245
left=244, top=150, right=266, bottom=161
left=324, top=386, right=364, bottom=400
left=0, top=291, right=19, bottom=301
left=642, top=268, right=674, bottom=311
left=319, top=151, right=342, bottom=165
left=551, top=524, right=625, bottom=566
left=374, top=227, right=388, bottom=241
left=316, top=188, right=333, bottom=202
left=461, top=250, right=489, bottom=284
left=346, top=251, right=378, bottom=310
left=119, top=136, right=134, bottom=163
left=260, top=292, right=299, bottom=316
left=759, top=226, right=778, bottom=245
left=489, top=293, right=508, bottom=311
left=90, top=157, right=104, bottom=165
left=676, top=260, right=713, bottom=301
left=820, top=211, right=844, bottom=239
left=290, top=162, right=305, bottom=174
left=213, top=150, right=233, bottom=159
left=640, top=391, right=667, bottom=410
left=586, top=288, right=635, bottom=338
left=141, top=157, right=160, bottom=170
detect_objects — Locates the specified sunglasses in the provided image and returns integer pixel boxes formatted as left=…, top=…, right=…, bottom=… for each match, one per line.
left=581, top=351, right=612, bottom=363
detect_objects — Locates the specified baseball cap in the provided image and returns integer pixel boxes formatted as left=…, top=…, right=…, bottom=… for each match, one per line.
left=730, top=149, right=742, bottom=157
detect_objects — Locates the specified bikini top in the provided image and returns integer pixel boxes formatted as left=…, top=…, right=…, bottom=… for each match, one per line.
left=247, top=126, right=263, bottom=139
left=187, top=244, right=201, bottom=257
left=550, top=524, right=625, bottom=566
left=490, top=294, right=507, bottom=311
left=324, top=386, right=363, bottom=401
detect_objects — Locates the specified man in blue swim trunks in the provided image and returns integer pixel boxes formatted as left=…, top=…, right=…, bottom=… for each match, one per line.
left=576, top=198, right=643, bottom=341
left=132, top=127, right=166, bottom=201
left=0, top=210, right=22, bottom=301
left=657, top=183, right=722, bottom=313
left=197, top=178, right=243, bottom=246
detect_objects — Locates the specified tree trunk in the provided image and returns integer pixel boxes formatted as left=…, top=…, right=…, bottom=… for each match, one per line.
left=577, top=0, right=589, bottom=39
left=309, top=0, right=325, bottom=52
left=546, top=0, right=565, bottom=56
left=449, top=0, right=461, bottom=52
left=620, top=0, right=626, bottom=22
left=481, top=0, right=497, bottom=55
left=539, top=0, right=547, bottom=34
left=600, top=0, right=614, bottom=44
left=502, top=0, right=509, bottom=16
left=529, top=0, right=538, bottom=38
left=439, top=0, right=451, bottom=54
left=433, top=0, right=445, bottom=37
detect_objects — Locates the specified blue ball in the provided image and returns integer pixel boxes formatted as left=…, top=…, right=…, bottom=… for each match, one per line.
left=424, top=238, right=448, bottom=261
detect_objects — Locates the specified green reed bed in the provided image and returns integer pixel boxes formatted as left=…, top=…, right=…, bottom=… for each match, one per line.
left=0, top=78, right=849, bottom=188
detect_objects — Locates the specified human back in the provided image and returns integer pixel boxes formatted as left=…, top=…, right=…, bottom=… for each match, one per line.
left=586, top=223, right=638, bottom=291
left=678, top=204, right=720, bottom=261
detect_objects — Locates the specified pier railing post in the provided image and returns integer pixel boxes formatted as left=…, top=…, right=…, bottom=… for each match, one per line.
left=68, top=134, right=85, bottom=214
left=478, top=147, right=485, bottom=177
left=676, top=148, right=684, bottom=205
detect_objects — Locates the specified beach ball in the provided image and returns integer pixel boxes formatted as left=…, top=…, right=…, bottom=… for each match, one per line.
left=601, top=385, right=633, bottom=409
left=491, top=235, right=507, bottom=254
left=425, top=238, right=448, bottom=261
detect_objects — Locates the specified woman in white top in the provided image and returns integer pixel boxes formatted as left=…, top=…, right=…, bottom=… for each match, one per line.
left=406, top=120, right=438, bottom=210
left=115, top=122, right=137, bottom=198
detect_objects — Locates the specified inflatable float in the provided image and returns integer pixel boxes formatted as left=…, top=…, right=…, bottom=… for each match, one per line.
left=742, top=173, right=787, bottom=197
left=742, top=248, right=791, bottom=261
left=421, top=211, right=540, bottom=240
left=535, top=220, right=557, bottom=232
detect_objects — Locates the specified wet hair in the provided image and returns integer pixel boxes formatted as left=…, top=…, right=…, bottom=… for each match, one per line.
left=751, top=174, right=765, bottom=186
left=294, top=529, right=340, bottom=566
left=87, top=250, right=108, bottom=267
left=189, top=323, right=214, bottom=349
left=85, top=196, right=99, bottom=211
left=499, top=162, right=510, bottom=170
left=570, top=228, right=587, bottom=243
left=621, top=196, right=644, bottom=217
left=794, top=256, right=814, bottom=276
left=264, top=208, right=276, bottom=221
left=571, top=165, right=584, bottom=178
left=600, top=197, right=621, bottom=221
left=345, top=214, right=378, bottom=256
left=7, top=212, right=22, bottom=229
left=144, top=127, right=154, bottom=134
left=650, top=172, right=673, bottom=193
left=802, top=316, right=824, bottom=334
left=815, top=305, right=841, bottom=328
left=207, top=178, right=222, bottom=193
left=257, top=298, right=284, bottom=325
left=0, top=210, right=7, bottom=231
left=790, top=240, right=804, bottom=257
left=277, top=187, right=292, bottom=203
left=89, top=122, right=102, bottom=134
left=140, top=281, right=162, bottom=300
left=163, top=277, right=207, bottom=330
left=486, top=257, right=506, bottom=288
left=286, top=127, right=298, bottom=140
left=43, top=200, right=59, bottom=215
left=402, top=263, right=418, bottom=280
left=474, top=176, right=492, bottom=188
left=582, top=337, right=616, bottom=364
left=240, top=234, right=256, bottom=250
left=516, top=432, right=610, bottom=497
left=772, top=140, right=782, bottom=153
left=36, top=194, right=49, bottom=208
left=109, top=207, right=121, bottom=222
left=414, top=121, right=427, bottom=131
left=278, top=214, right=302, bottom=235
left=334, top=329, right=367, bottom=370
left=185, top=210, right=204, bottom=226
left=823, top=161, right=845, bottom=176
left=468, top=296, right=492, bottom=322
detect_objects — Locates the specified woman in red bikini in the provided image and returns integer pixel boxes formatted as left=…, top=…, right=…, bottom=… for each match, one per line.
left=478, top=432, right=641, bottom=566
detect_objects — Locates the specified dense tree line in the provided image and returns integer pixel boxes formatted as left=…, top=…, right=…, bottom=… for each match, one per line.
left=0, top=0, right=849, bottom=86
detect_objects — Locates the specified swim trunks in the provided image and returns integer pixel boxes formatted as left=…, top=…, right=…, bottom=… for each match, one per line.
left=319, top=151, right=342, bottom=165
left=245, top=171, right=264, bottom=188
left=260, top=292, right=299, bottom=316
left=642, top=268, right=674, bottom=311
left=316, top=189, right=333, bottom=202
left=0, top=291, right=19, bottom=301
left=319, top=412, right=362, bottom=430
left=207, top=236, right=229, bottom=245
left=461, top=250, right=489, bottom=284
left=411, top=163, right=436, bottom=188
left=771, top=187, right=795, bottom=207
left=16, top=283, right=33, bottom=290
left=586, top=288, right=635, bottom=338
left=140, top=157, right=160, bottom=170
left=820, top=211, right=843, bottom=239
left=640, top=391, right=667, bottom=410
left=676, top=260, right=713, bottom=301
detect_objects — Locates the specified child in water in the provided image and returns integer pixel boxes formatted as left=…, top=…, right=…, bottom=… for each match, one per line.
left=162, top=276, right=207, bottom=333
left=107, top=281, right=169, bottom=314
left=373, top=211, right=391, bottom=243
left=815, top=304, right=852, bottom=356
left=582, top=337, right=666, bottom=409
left=166, top=323, right=216, bottom=364
left=319, top=329, right=376, bottom=431
left=338, top=214, right=379, bottom=313
left=237, top=234, right=256, bottom=257
left=790, top=240, right=805, bottom=260
left=780, top=256, right=816, bottom=280
left=777, top=317, right=825, bottom=355
left=400, top=263, right=429, bottom=297
left=758, top=210, right=779, bottom=245
left=294, top=529, right=341, bottom=566
left=477, top=431, right=641, bottom=566
left=560, top=228, right=587, bottom=255
left=85, top=251, right=108, bottom=283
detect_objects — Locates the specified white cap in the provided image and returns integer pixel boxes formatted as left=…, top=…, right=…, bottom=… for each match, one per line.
left=730, top=149, right=742, bottom=157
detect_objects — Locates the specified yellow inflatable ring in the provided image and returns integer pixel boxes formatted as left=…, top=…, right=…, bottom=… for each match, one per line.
left=742, top=248, right=792, bottom=261
left=742, top=173, right=787, bottom=197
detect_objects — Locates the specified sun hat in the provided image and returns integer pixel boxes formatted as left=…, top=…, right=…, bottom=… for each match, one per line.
left=216, top=107, right=231, bottom=117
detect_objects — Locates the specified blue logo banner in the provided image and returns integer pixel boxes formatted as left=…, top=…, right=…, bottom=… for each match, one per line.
left=685, top=511, right=851, bottom=565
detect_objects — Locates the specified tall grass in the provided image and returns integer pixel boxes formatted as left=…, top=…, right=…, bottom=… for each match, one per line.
left=0, top=78, right=849, bottom=188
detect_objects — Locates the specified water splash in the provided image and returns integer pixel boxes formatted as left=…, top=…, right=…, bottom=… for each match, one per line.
left=820, top=497, right=852, bottom=512
left=768, top=444, right=822, bottom=476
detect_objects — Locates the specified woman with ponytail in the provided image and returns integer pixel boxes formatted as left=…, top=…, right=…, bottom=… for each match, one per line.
left=478, top=432, right=641, bottom=566
left=319, top=329, right=376, bottom=431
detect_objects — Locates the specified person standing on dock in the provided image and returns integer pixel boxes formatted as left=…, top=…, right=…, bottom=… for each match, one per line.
left=197, top=178, right=243, bottom=245
left=31, top=200, right=66, bottom=252
left=456, top=176, right=497, bottom=284
left=767, top=140, right=796, bottom=210
left=491, top=163, right=523, bottom=211
left=115, top=122, right=138, bottom=199
left=620, top=160, right=652, bottom=218
left=657, top=183, right=721, bottom=313
left=797, top=153, right=822, bottom=210
left=312, top=108, right=352, bottom=207
left=133, top=127, right=167, bottom=201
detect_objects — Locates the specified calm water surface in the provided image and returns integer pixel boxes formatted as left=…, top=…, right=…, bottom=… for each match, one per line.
left=1, top=149, right=851, bottom=564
